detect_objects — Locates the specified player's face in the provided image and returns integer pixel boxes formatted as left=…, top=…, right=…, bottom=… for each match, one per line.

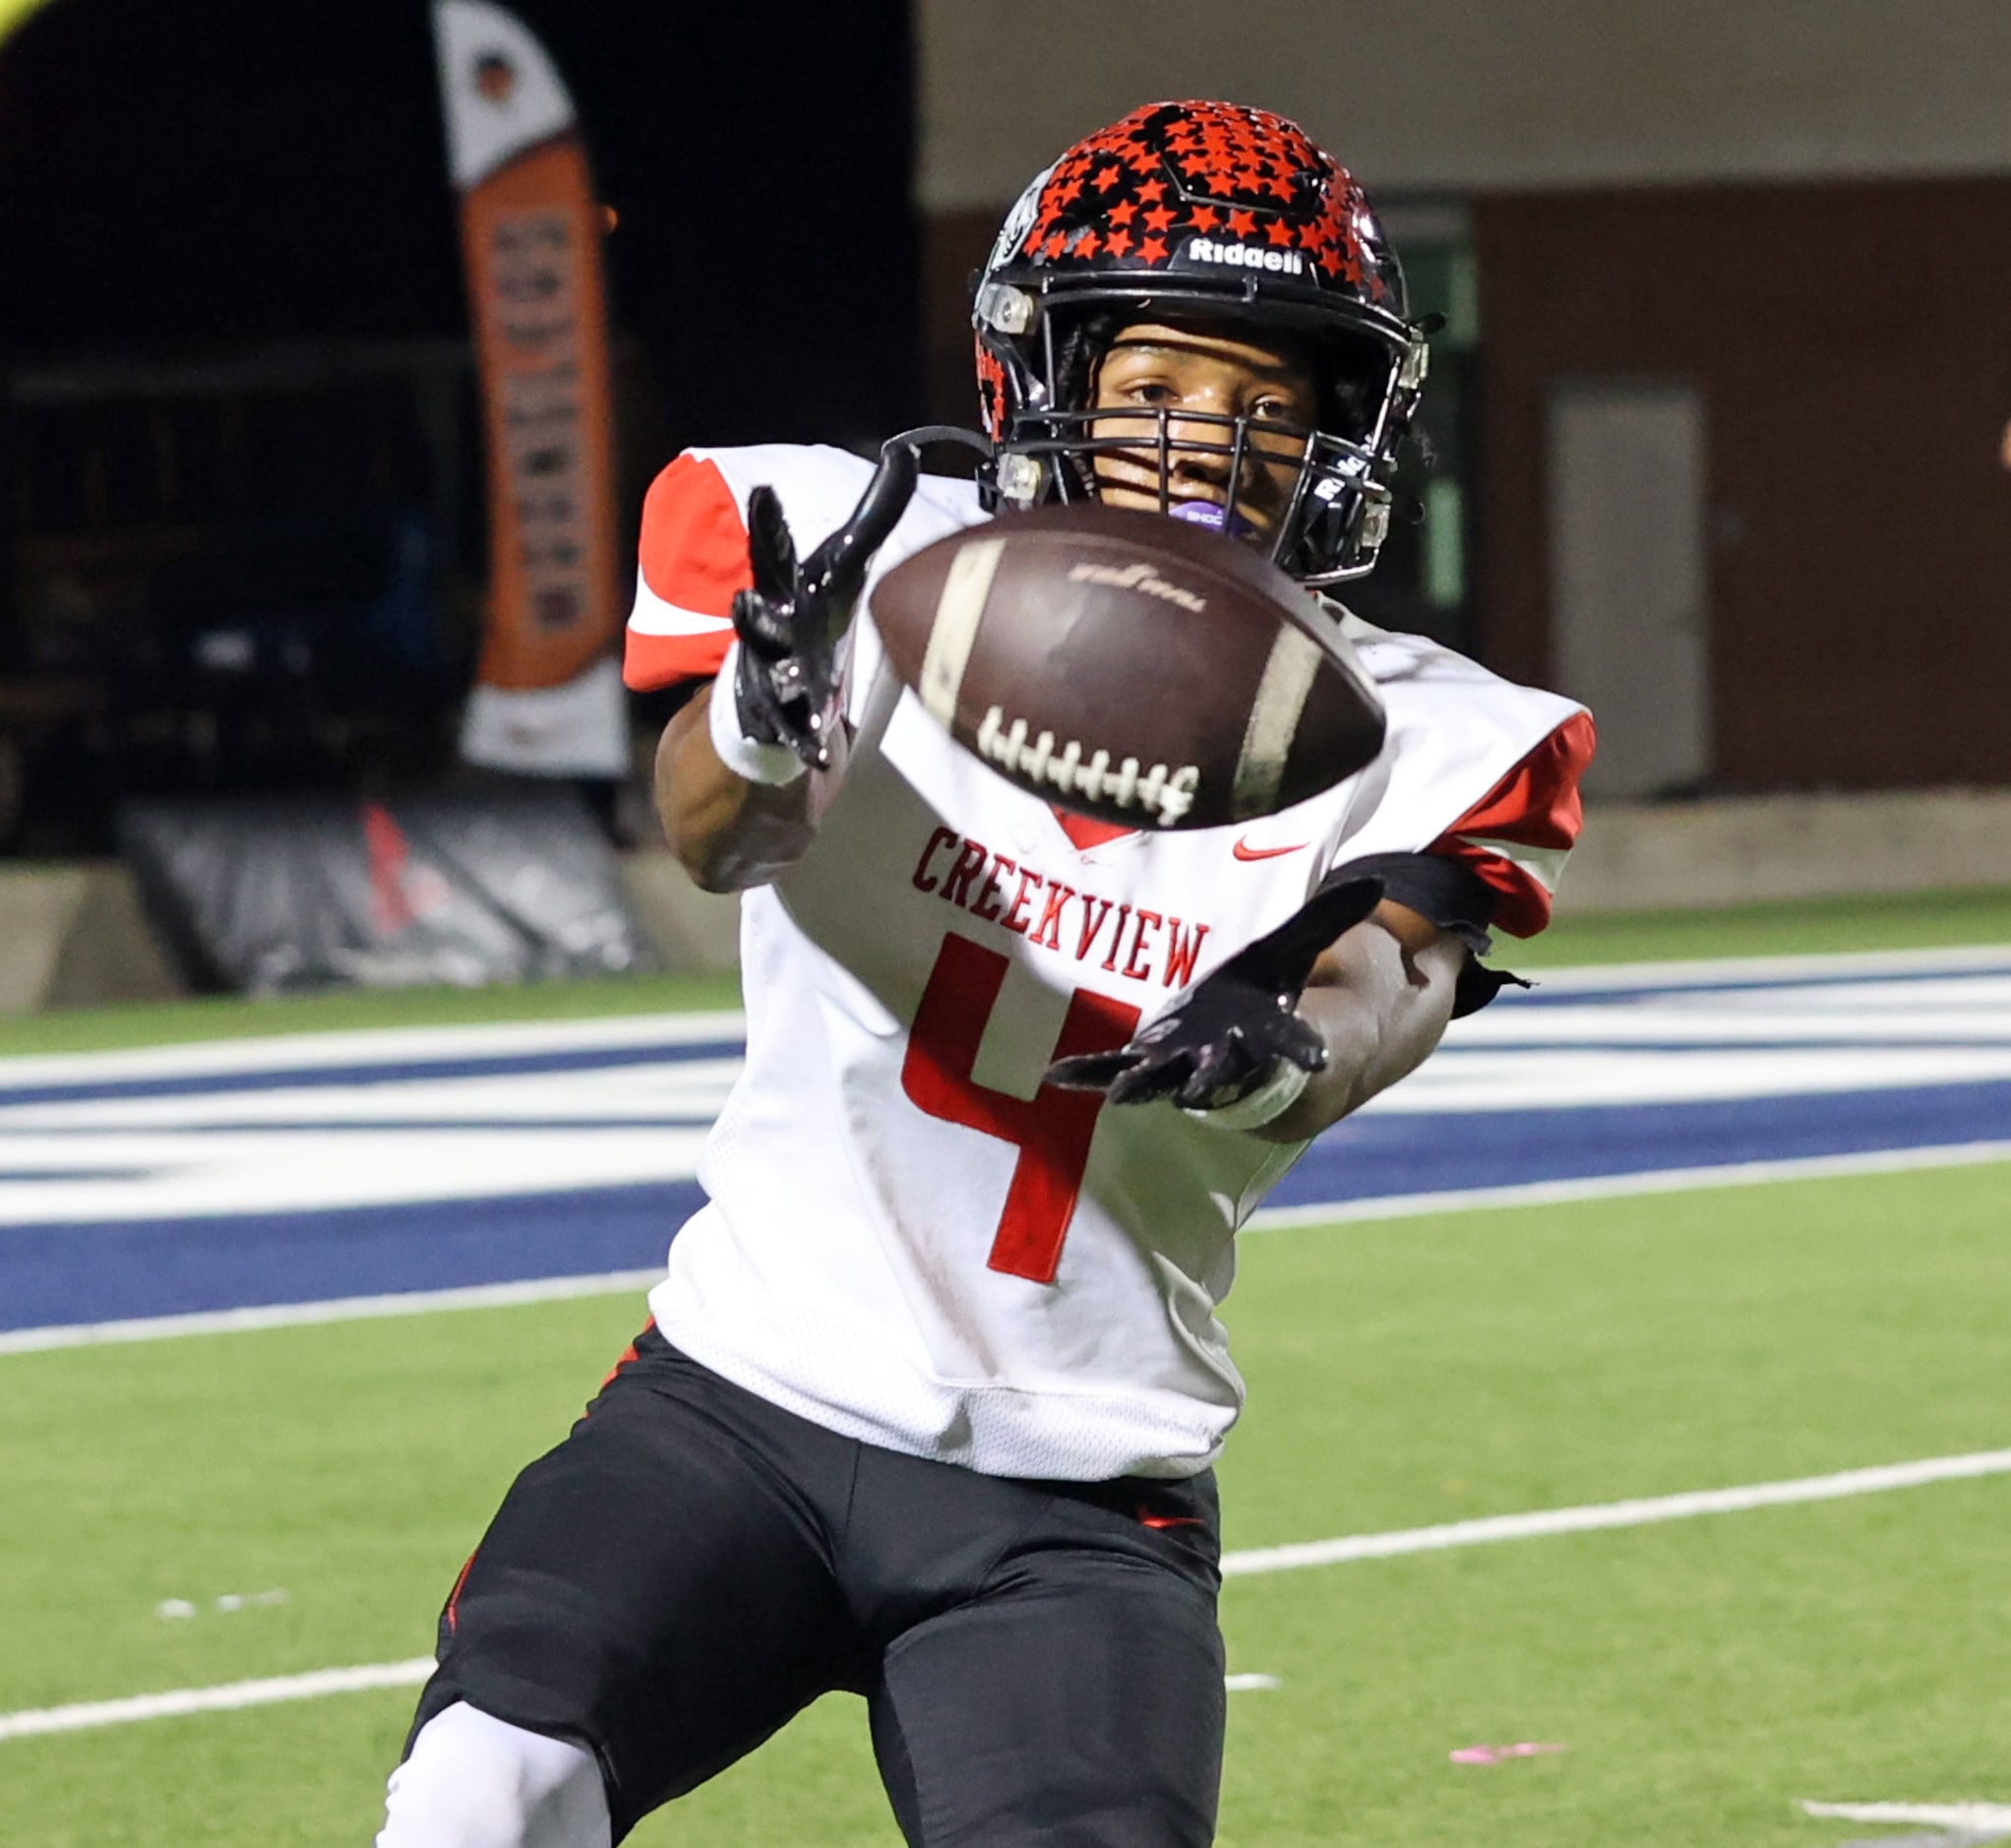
left=1087, top=322, right=1321, bottom=539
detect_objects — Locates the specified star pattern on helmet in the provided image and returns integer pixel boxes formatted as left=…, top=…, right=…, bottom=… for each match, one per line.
left=997, top=99, right=1397, bottom=306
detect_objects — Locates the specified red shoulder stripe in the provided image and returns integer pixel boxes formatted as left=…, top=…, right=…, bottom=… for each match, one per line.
left=638, top=454, right=752, bottom=616
left=1431, top=710, right=1596, bottom=938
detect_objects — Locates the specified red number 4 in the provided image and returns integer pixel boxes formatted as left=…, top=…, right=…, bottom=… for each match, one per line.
left=900, top=933, right=1141, bottom=1284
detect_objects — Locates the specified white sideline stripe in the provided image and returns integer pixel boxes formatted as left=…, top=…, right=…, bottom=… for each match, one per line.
left=0, top=1659, right=436, bottom=1741
left=0, top=1011, right=747, bottom=1094
left=0, top=1270, right=663, bottom=1357
left=1518, top=944, right=2011, bottom=993
left=1244, top=1139, right=2011, bottom=1231
left=1220, top=1446, right=2011, bottom=1577
left=0, top=944, right=2001, bottom=1093
left=7, top=1444, right=2008, bottom=1744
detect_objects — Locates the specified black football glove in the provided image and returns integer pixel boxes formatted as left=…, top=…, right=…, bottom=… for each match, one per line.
left=1046, top=875, right=1385, bottom=1111
left=732, top=439, right=919, bottom=770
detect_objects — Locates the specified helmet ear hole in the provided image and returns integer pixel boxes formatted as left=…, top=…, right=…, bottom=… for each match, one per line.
left=1319, top=330, right=1396, bottom=445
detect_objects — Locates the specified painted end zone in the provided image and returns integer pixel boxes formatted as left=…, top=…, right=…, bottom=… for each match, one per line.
left=0, top=948, right=2006, bottom=1341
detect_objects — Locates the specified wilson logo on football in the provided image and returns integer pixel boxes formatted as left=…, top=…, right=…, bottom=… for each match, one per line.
left=974, top=706, right=1201, bottom=828
left=1066, top=560, right=1208, bottom=613
left=1184, top=237, right=1307, bottom=276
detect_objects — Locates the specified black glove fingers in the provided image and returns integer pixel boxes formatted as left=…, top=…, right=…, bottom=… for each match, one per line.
left=1172, top=1040, right=1259, bottom=1111
left=745, top=487, right=799, bottom=603
left=1269, top=1012, right=1331, bottom=1075
left=1106, top=1045, right=1196, bottom=1107
left=732, top=588, right=797, bottom=658
left=1044, top=1049, right=1141, bottom=1090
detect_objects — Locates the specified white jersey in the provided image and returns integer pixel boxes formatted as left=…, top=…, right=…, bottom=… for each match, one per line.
left=625, top=443, right=1593, bottom=1481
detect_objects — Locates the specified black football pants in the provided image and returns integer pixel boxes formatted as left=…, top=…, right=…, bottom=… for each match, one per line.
left=408, top=1326, right=1227, bottom=1845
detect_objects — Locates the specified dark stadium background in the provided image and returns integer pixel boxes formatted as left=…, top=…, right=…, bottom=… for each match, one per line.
left=0, top=0, right=920, bottom=852
left=0, top=0, right=2007, bottom=907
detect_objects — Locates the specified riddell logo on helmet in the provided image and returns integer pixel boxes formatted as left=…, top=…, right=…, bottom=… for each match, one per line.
left=1185, top=237, right=1306, bottom=276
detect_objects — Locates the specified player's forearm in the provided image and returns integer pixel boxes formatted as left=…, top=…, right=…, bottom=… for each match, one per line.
left=1252, top=901, right=1463, bottom=1143
left=654, top=683, right=819, bottom=893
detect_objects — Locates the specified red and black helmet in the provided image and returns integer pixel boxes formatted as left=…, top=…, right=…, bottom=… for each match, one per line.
left=972, top=100, right=1428, bottom=585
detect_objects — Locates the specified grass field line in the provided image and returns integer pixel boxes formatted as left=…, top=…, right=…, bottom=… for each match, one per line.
left=1219, top=1445, right=2011, bottom=1575
left=0, top=1659, right=436, bottom=1742
left=1245, top=1138, right=2011, bottom=1230
left=5, top=1443, right=2008, bottom=1744
left=0, top=1271, right=668, bottom=1356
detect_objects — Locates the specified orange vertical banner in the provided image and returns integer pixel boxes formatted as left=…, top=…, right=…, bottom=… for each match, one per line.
left=434, top=0, right=627, bottom=775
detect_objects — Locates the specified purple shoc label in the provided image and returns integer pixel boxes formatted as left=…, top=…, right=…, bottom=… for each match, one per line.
left=1168, top=500, right=1253, bottom=537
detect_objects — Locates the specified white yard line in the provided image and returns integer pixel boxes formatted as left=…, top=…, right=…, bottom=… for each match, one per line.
left=6, top=1443, right=2008, bottom=1744
left=1219, top=1446, right=2011, bottom=1576
left=0, top=1270, right=662, bottom=1356
left=1800, top=1801, right=2011, bottom=1831
left=1244, top=1140, right=2011, bottom=1231
left=0, top=1660, right=436, bottom=1741
left=0, top=1012, right=747, bottom=1093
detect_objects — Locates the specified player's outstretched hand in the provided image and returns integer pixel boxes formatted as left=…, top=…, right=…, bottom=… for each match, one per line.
left=1046, top=875, right=1384, bottom=1118
left=731, top=441, right=919, bottom=770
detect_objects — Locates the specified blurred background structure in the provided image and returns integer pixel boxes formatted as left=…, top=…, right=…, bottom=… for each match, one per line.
left=0, top=0, right=2007, bottom=1008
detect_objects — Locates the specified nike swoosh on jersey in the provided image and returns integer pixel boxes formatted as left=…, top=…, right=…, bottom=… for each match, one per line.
left=1232, top=837, right=1309, bottom=861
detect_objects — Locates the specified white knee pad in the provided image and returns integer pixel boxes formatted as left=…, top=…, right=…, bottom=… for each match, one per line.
left=378, top=1700, right=612, bottom=1848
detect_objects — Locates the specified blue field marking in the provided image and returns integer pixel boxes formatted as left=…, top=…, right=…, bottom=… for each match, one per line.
left=1, top=950, right=2007, bottom=1336
left=0, top=1185, right=702, bottom=1334
left=1273, top=1079, right=2011, bottom=1210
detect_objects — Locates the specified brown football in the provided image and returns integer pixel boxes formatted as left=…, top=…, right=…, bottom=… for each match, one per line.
left=870, top=503, right=1385, bottom=831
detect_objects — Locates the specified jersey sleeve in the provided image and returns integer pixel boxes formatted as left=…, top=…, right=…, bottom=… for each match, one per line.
left=1323, top=620, right=1595, bottom=940
left=624, top=444, right=899, bottom=692
left=1428, top=709, right=1596, bottom=937
left=623, top=453, right=753, bottom=690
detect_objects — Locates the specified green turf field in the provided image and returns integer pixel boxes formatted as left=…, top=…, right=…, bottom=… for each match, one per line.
left=2, top=892, right=2008, bottom=1845
left=2, top=1165, right=2006, bottom=1846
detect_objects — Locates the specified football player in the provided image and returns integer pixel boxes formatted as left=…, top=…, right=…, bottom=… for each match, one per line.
left=379, top=100, right=1594, bottom=1848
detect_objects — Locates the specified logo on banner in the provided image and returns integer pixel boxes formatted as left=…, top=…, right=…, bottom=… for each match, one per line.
left=484, top=207, right=593, bottom=634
